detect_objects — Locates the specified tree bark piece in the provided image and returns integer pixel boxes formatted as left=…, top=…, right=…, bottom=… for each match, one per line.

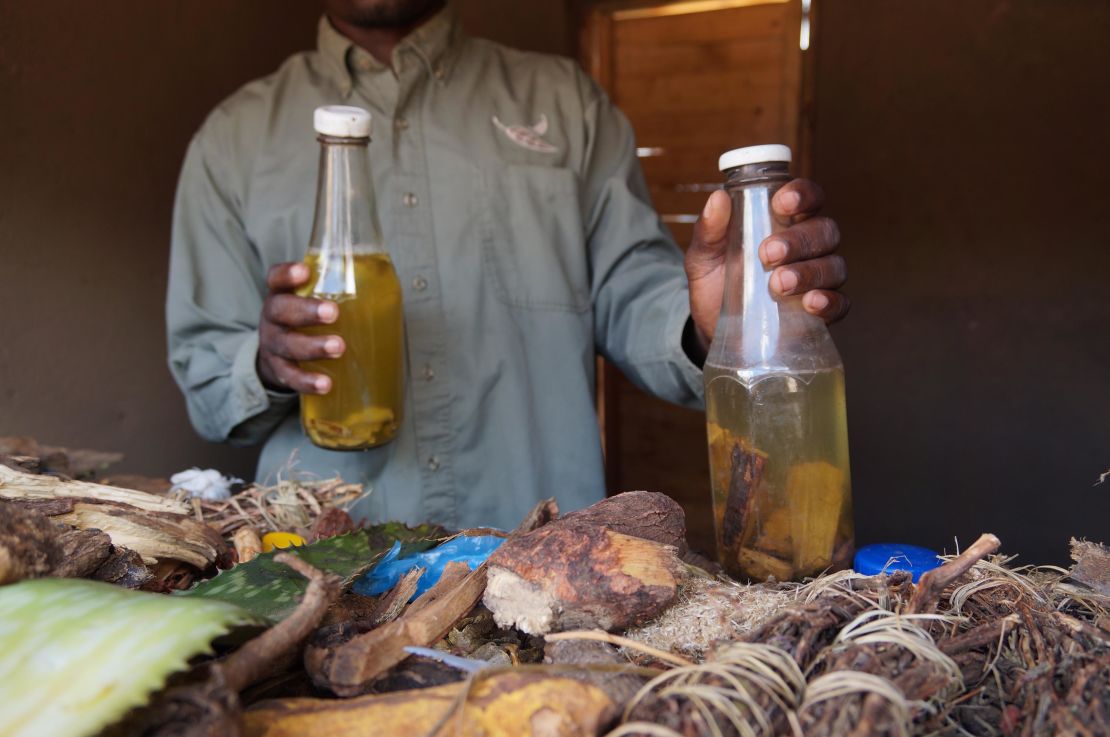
left=484, top=524, right=683, bottom=636
left=0, top=500, right=156, bottom=588
left=365, top=567, right=424, bottom=627
left=0, top=464, right=226, bottom=570
left=511, top=497, right=559, bottom=536
left=93, top=547, right=153, bottom=588
left=100, top=474, right=174, bottom=495
left=0, top=463, right=187, bottom=513
left=5, top=497, right=75, bottom=516
left=53, top=528, right=113, bottom=578
left=1069, top=538, right=1110, bottom=596
left=55, top=502, right=227, bottom=569
left=0, top=436, right=123, bottom=477
left=722, top=444, right=766, bottom=560
left=305, top=561, right=488, bottom=696
left=241, top=671, right=615, bottom=737
left=0, top=502, right=62, bottom=584
left=558, top=491, right=687, bottom=554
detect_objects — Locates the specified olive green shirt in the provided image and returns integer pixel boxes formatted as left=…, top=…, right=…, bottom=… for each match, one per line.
left=167, top=8, right=705, bottom=530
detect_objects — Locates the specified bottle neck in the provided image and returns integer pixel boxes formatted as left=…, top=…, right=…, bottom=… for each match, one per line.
left=307, top=135, right=384, bottom=296
left=723, top=161, right=791, bottom=188
left=709, top=162, right=839, bottom=376
left=729, top=166, right=790, bottom=311
left=309, top=135, right=384, bottom=257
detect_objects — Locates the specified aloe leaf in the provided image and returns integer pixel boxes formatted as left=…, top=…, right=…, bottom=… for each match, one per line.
left=0, top=578, right=258, bottom=737
left=177, top=525, right=442, bottom=623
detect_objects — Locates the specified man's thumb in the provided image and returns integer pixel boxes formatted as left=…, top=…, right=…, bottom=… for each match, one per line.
left=689, top=189, right=730, bottom=256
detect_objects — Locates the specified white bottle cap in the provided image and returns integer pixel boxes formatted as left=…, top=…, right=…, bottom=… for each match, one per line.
left=718, top=144, right=792, bottom=172
left=314, top=105, right=372, bottom=138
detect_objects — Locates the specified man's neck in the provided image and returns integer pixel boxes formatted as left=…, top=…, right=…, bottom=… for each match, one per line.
left=328, top=5, right=443, bottom=65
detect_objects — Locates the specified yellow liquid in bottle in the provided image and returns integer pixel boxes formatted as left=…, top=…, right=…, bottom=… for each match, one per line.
left=705, top=366, right=853, bottom=581
left=297, top=251, right=404, bottom=450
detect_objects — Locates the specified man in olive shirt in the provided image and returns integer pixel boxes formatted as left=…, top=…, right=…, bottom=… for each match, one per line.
left=167, top=0, right=847, bottom=530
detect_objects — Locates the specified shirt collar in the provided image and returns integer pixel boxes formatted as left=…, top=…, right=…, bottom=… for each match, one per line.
left=317, top=5, right=462, bottom=97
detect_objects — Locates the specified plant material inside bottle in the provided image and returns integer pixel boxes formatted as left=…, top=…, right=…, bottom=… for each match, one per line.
left=706, top=365, right=853, bottom=581
left=298, top=250, right=404, bottom=450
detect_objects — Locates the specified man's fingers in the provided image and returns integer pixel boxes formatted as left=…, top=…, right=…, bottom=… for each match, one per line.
left=258, top=263, right=337, bottom=396
left=759, top=217, right=840, bottom=267
left=771, top=178, right=825, bottom=221
left=266, top=262, right=311, bottom=292
left=263, top=294, right=338, bottom=327
left=769, top=254, right=847, bottom=296
left=803, top=290, right=851, bottom=323
left=264, top=327, right=345, bottom=362
left=259, top=326, right=343, bottom=395
left=266, top=355, right=333, bottom=395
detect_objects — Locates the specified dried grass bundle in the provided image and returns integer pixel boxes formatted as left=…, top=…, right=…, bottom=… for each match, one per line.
left=179, top=475, right=363, bottom=539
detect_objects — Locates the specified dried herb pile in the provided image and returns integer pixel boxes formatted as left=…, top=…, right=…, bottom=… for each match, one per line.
left=1, top=446, right=1108, bottom=737
left=616, top=535, right=1110, bottom=737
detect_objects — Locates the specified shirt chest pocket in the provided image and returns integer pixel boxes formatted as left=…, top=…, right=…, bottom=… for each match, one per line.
left=480, top=165, right=591, bottom=313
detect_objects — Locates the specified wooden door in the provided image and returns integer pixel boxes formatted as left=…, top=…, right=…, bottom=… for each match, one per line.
left=582, top=0, right=814, bottom=554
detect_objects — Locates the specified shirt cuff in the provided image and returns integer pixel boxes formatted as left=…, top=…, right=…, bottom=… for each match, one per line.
left=667, top=291, right=706, bottom=404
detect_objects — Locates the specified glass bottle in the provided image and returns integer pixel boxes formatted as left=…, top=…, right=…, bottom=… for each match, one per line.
left=704, top=144, right=853, bottom=582
left=297, top=105, right=404, bottom=450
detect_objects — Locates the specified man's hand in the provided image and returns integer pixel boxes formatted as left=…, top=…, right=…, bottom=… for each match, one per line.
left=257, top=263, right=345, bottom=394
left=685, top=178, right=849, bottom=347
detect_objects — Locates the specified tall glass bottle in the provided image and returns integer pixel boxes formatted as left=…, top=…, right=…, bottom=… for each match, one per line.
left=297, top=105, right=404, bottom=450
left=704, top=144, right=853, bottom=582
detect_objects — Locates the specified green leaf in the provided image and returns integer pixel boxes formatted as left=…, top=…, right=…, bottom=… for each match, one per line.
left=0, top=578, right=258, bottom=737
left=366, top=521, right=450, bottom=551
left=177, top=525, right=443, bottom=623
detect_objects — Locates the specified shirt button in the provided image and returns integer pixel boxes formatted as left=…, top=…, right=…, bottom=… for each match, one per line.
left=402, top=192, right=419, bottom=207
left=356, top=56, right=373, bottom=72
left=423, top=365, right=436, bottom=381
left=427, top=455, right=441, bottom=471
left=433, top=64, right=446, bottom=80
left=412, top=275, right=428, bottom=292
left=395, top=117, right=410, bottom=131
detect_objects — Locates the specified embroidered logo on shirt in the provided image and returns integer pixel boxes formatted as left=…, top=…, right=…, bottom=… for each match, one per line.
left=492, top=114, right=557, bottom=154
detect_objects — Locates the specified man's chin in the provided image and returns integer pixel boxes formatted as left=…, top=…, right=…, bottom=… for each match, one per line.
left=326, top=0, right=445, bottom=29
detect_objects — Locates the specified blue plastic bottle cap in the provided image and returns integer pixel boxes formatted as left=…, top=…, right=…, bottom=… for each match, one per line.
left=853, top=543, right=943, bottom=583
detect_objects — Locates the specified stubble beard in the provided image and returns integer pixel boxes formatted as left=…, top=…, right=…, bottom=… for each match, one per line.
left=334, top=0, right=445, bottom=28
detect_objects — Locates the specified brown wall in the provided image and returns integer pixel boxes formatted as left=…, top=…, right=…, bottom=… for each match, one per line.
left=0, top=1, right=570, bottom=479
left=814, top=0, right=1110, bottom=563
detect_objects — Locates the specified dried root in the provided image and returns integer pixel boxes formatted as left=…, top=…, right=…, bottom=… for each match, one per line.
left=615, top=533, right=1110, bottom=736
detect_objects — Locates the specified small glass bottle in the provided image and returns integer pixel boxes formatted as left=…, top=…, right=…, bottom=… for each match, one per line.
left=705, top=144, right=853, bottom=582
left=297, top=105, right=404, bottom=450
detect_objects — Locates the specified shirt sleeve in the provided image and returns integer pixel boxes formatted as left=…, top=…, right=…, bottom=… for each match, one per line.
left=166, top=120, right=297, bottom=445
left=578, top=77, right=706, bottom=410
